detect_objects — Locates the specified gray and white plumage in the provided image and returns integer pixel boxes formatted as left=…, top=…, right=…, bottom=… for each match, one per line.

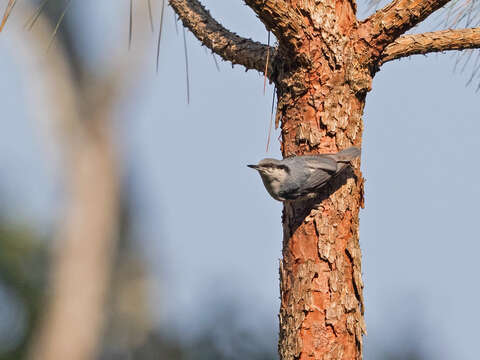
left=247, top=147, right=360, bottom=201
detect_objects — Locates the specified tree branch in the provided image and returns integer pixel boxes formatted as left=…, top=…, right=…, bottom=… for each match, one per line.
left=380, top=27, right=480, bottom=64
left=169, top=0, right=273, bottom=74
left=243, top=0, right=306, bottom=50
left=360, top=0, right=453, bottom=51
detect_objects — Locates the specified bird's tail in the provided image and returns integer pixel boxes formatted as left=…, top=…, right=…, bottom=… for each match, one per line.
left=332, top=146, right=361, bottom=162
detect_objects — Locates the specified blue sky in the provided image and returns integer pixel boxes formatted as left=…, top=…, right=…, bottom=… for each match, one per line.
left=0, top=1, right=479, bottom=358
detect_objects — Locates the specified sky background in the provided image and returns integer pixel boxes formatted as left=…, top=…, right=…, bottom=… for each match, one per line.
left=0, top=0, right=479, bottom=358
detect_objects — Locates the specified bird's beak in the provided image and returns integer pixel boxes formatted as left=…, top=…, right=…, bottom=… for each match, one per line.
left=247, top=164, right=259, bottom=169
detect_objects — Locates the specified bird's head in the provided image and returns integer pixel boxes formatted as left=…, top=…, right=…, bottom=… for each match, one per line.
left=247, top=159, right=289, bottom=178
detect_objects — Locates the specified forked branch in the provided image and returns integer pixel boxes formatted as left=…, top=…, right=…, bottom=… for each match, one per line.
left=361, top=0, right=453, bottom=50
left=380, top=27, right=480, bottom=64
left=170, top=0, right=274, bottom=74
left=243, top=0, right=306, bottom=50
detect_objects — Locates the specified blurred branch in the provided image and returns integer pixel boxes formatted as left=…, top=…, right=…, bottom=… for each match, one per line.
left=380, top=27, right=480, bottom=64
left=169, top=0, right=274, bottom=75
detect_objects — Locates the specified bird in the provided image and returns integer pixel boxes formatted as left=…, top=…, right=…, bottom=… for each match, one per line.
left=247, top=147, right=360, bottom=201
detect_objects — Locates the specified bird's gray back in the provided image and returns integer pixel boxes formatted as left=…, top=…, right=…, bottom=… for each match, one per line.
left=282, top=154, right=338, bottom=172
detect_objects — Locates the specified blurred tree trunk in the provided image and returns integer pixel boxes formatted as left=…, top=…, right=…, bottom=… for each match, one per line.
left=170, top=0, right=480, bottom=358
left=0, top=5, right=120, bottom=360
left=31, top=114, right=119, bottom=360
left=3, top=4, right=149, bottom=360
left=20, top=14, right=121, bottom=357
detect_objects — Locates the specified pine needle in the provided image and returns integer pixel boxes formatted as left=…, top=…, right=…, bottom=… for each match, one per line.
left=461, top=50, right=476, bottom=73
left=212, top=54, right=220, bottom=72
left=173, top=11, right=178, bottom=36
left=47, top=0, right=73, bottom=52
left=156, top=0, right=165, bottom=73
left=147, top=0, right=154, bottom=33
left=263, top=31, right=270, bottom=95
left=266, top=87, right=276, bottom=153
left=0, top=0, right=17, bottom=32
left=129, top=0, right=133, bottom=49
left=451, top=0, right=473, bottom=26
left=182, top=26, right=190, bottom=104
left=466, top=52, right=480, bottom=86
left=24, top=0, right=49, bottom=31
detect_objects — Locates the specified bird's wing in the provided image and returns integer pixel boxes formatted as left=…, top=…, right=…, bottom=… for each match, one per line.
left=276, top=156, right=339, bottom=199
left=299, top=157, right=338, bottom=192
left=302, top=156, right=338, bottom=172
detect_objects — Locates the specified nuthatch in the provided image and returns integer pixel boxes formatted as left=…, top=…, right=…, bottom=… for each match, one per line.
left=247, top=147, right=360, bottom=201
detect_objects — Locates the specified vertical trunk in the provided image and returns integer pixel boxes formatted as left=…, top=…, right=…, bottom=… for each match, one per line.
left=29, top=119, right=119, bottom=360
left=277, top=66, right=368, bottom=360
left=274, top=6, right=372, bottom=353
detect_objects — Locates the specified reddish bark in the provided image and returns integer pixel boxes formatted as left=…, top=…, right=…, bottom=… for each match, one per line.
left=248, top=2, right=369, bottom=358
left=275, top=30, right=367, bottom=360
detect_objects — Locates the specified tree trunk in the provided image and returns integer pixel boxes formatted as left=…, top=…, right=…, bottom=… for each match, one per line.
left=170, top=1, right=371, bottom=357
left=274, top=14, right=370, bottom=356
left=30, top=120, right=119, bottom=360
left=153, top=1, right=480, bottom=359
